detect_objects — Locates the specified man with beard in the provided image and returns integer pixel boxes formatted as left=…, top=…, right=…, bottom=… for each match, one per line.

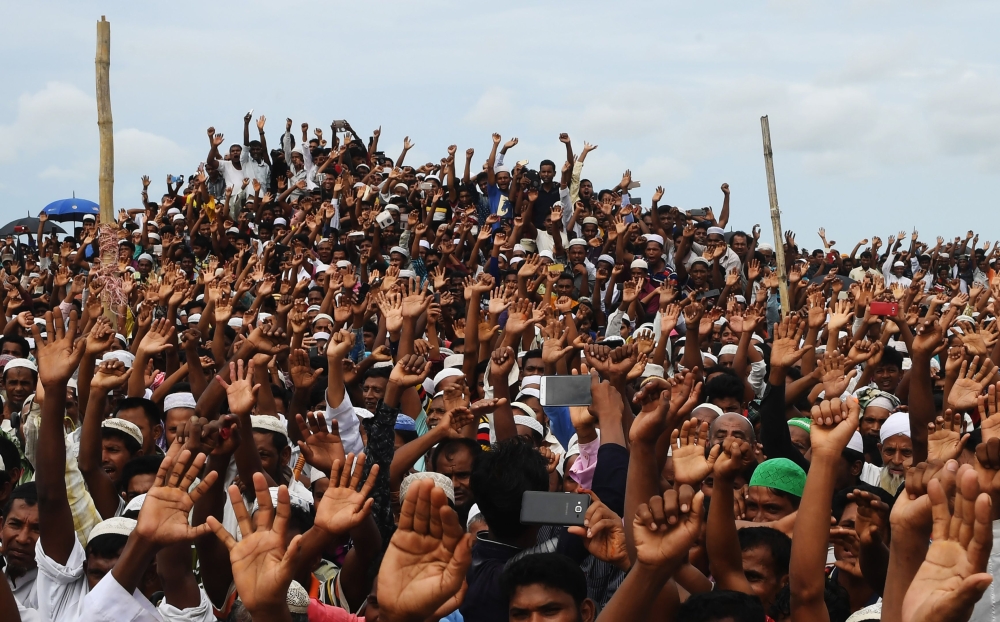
left=431, top=438, right=482, bottom=528
left=876, top=411, right=912, bottom=495
left=2, top=359, right=36, bottom=427
left=1, top=483, right=38, bottom=612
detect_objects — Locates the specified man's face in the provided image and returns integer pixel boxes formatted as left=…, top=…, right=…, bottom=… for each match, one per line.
left=252, top=431, right=288, bottom=480
left=317, top=243, right=333, bottom=264
left=860, top=255, right=872, bottom=269
left=689, top=263, right=709, bottom=286
left=164, top=408, right=196, bottom=446
left=508, top=584, right=593, bottom=622
left=741, top=545, right=787, bottom=612
left=125, top=473, right=157, bottom=502
left=730, top=234, right=748, bottom=256
left=1, top=500, right=39, bottom=576
left=117, top=406, right=159, bottom=454
left=643, top=242, right=663, bottom=264
left=539, top=163, right=556, bottom=185
left=579, top=180, right=593, bottom=199
left=228, top=145, right=242, bottom=161
left=833, top=503, right=860, bottom=564
left=496, top=171, right=512, bottom=192
left=434, top=446, right=475, bottom=509
left=389, top=252, right=406, bottom=268
left=860, top=406, right=892, bottom=439
left=1, top=341, right=25, bottom=358
left=874, top=364, right=901, bottom=393
left=85, top=551, right=120, bottom=589
left=554, top=277, right=574, bottom=297
left=711, top=397, right=742, bottom=416
left=568, top=246, right=586, bottom=265
left=746, top=487, right=797, bottom=522
left=362, top=376, right=389, bottom=412
left=710, top=414, right=752, bottom=447
left=426, top=397, right=447, bottom=429
left=522, top=357, right=544, bottom=378
left=3, top=369, right=34, bottom=409
left=879, top=434, right=913, bottom=476
left=581, top=224, right=598, bottom=240
left=102, top=438, right=135, bottom=483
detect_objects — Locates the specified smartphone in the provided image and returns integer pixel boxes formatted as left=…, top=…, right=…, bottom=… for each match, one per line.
left=697, top=289, right=722, bottom=301
left=332, top=119, right=348, bottom=131
left=375, top=211, right=394, bottom=229
left=247, top=108, right=254, bottom=118
left=631, top=197, right=642, bottom=205
left=869, top=301, right=899, bottom=316
left=347, top=231, right=366, bottom=240
left=516, top=159, right=529, bottom=168
left=687, top=207, right=709, bottom=217
left=548, top=263, right=565, bottom=274
left=627, top=181, right=641, bottom=190
left=419, top=181, right=435, bottom=191
left=520, top=491, right=591, bottom=526
left=540, top=375, right=592, bottom=407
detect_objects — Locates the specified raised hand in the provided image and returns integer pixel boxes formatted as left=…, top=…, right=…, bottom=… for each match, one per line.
left=566, top=491, right=629, bottom=570
left=632, top=485, right=705, bottom=567
left=927, top=410, right=970, bottom=462
left=390, top=354, right=432, bottom=387
left=313, top=453, right=378, bottom=536
left=136, top=448, right=218, bottom=546
left=32, top=309, right=86, bottom=386
left=901, top=466, right=994, bottom=622
left=377, top=479, right=473, bottom=621
left=138, top=318, right=176, bottom=357
left=671, top=418, right=721, bottom=485
left=207, top=474, right=303, bottom=617
left=217, top=359, right=260, bottom=416
left=951, top=356, right=998, bottom=412
left=808, top=397, right=860, bottom=457
left=91, top=359, right=132, bottom=392
left=770, top=315, right=810, bottom=369
left=295, top=412, right=345, bottom=475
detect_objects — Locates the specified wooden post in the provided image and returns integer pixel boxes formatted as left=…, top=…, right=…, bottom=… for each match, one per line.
left=96, top=16, right=114, bottom=224
left=761, top=115, right=790, bottom=317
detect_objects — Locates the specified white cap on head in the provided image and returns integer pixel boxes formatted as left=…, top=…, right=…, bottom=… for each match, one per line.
left=89, top=516, right=137, bottom=542
left=336, top=260, right=352, bottom=268
left=707, top=226, right=725, bottom=236
left=187, top=314, right=201, bottom=324
left=433, top=367, right=464, bottom=390
left=312, top=313, right=334, bottom=326
left=539, top=250, right=555, bottom=261
left=880, top=412, right=911, bottom=443
left=443, top=353, right=464, bottom=369
left=597, top=254, right=615, bottom=265
left=313, top=331, right=331, bottom=341
left=4, top=358, right=37, bottom=374
left=719, top=344, right=739, bottom=356
left=641, top=363, right=665, bottom=379
left=400, top=471, right=455, bottom=504
left=847, top=431, right=864, bottom=453
left=630, top=258, right=648, bottom=270
left=250, top=415, right=288, bottom=440
left=893, top=261, right=906, bottom=267
left=164, top=392, right=196, bottom=412
left=390, top=246, right=409, bottom=258
left=102, top=418, right=144, bottom=447
left=466, top=503, right=482, bottom=531
left=124, top=493, right=146, bottom=515
left=568, top=238, right=587, bottom=248
left=228, top=317, right=244, bottom=328
left=644, top=233, right=664, bottom=247
left=137, top=253, right=154, bottom=263
left=273, top=217, right=288, bottom=226
left=512, top=413, right=544, bottom=437
left=103, top=350, right=136, bottom=369
left=520, top=375, right=542, bottom=389
left=287, top=581, right=310, bottom=615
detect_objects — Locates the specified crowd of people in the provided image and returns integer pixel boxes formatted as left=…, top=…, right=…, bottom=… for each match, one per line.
left=2, top=113, right=1000, bottom=622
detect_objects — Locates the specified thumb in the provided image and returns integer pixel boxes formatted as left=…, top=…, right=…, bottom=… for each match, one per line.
left=789, top=345, right=813, bottom=362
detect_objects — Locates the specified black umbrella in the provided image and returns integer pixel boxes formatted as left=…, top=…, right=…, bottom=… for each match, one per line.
left=0, top=217, right=66, bottom=237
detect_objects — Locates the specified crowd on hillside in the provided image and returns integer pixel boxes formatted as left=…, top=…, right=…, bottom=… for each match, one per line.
left=2, top=113, right=1000, bottom=622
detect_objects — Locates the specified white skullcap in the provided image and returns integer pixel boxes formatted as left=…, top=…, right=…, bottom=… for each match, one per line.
left=172, top=213, right=185, bottom=222
left=630, top=258, right=648, bottom=270
left=372, top=361, right=394, bottom=370
left=893, top=261, right=906, bottom=268
left=702, top=352, right=718, bottom=365
left=313, top=331, right=331, bottom=341
left=258, top=312, right=273, bottom=322
left=89, top=517, right=137, bottom=542
left=419, top=240, right=431, bottom=249
left=694, top=402, right=725, bottom=417
left=250, top=415, right=288, bottom=440
left=443, top=353, right=464, bottom=369
left=539, top=250, right=555, bottom=261
left=226, top=227, right=239, bottom=235
left=166, top=208, right=180, bottom=216
left=164, top=392, right=196, bottom=412
left=3, top=358, right=37, bottom=374
left=641, top=363, right=665, bottom=379
left=102, top=418, right=143, bottom=447
left=228, top=318, right=244, bottom=328
left=582, top=216, right=599, bottom=226
left=758, top=243, right=773, bottom=252
left=287, top=581, right=310, bottom=615
left=390, top=246, right=409, bottom=258
left=466, top=503, right=482, bottom=531
left=847, top=431, right=864, bottom=453
left=399, top=269, right=415, bottom=279
left=880, top=412, right=911, bottom=443
left=513, top=244, right=526, bottom=253
left=273, top=217, right=288, bottom=226
left=433, top=367, right=464, bottom=390
left=520, top=375, right=542, bottom=389
left=137, top=253, right=154, bottom=263
left=512, top=413, right=544, bottom=438
left=187, top=314, right=202, bottom=324
left=251, top=486, right=313, bottom=515
left=867, top=396, right=898, bottom=412
left=306, top=305, right=323, bottom=313
left=312, top=313, right=334, bottom=326
left=568, top=238, right=587, bottom=248
left=719, top=344, right=739, bottom=356
left=597, top=254, right=615, bottom=265
left=335, top=260, right=352, bottom=269
left=400, top=471, right=455, bottom=504
left=517, top=388, right=541, bottom=401
left=707, top=226, right=725, bottom=236
left=509, top=257, right=524, bottom=266
left=124, top=493, right=146, bottom=514
left=103, top=350, right=136, bottom=369
left=644, top=233, right=664, bottom=247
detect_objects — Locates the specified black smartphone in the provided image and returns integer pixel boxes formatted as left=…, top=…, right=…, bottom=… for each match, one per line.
left=687, top=207, right=709, bottom=217
left=356, top=283, right=370, bottom=304
left=520, top=491, right=591, bottom=526
left=631, top=197, right=642, bottom=205
left=539, top=375, right=592, bottom=407
left=697, top=289, right=721, bottom=300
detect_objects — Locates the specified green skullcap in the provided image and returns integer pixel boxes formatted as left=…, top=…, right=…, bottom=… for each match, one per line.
left=749, top=458, right=807, bottom=498
left=787, top=418, right=812, bottom=433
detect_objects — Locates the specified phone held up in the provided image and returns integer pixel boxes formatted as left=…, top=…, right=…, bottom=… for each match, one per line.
left=520, top=491, right=591, bottom=526
left=539, top=375, right=592, bottom=407
left=869, top=301, right=898, bottom=316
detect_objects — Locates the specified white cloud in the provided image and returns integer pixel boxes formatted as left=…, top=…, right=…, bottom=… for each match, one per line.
left=463, top=88, right=514, bottom=127
left=0, top=82, right=95, bottom=164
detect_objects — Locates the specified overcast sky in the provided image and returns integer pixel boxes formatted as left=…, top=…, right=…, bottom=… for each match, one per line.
left=2, top=0, right=998, bottom=250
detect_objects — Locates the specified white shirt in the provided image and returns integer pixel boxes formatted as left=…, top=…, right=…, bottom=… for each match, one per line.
left=157, top=586, right=216, bottom=622
left=35, top=536, right=89, bottom=622
left=325, top=391, right=363, bottom=457
left=77, top=571, right=160, bottom=622
left=6, top=565, right=37, bottom=611
left=216, top=159, right=246, bottom=192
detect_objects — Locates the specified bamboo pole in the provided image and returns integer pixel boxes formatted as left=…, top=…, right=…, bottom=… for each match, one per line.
left=96, top=16, right=114, bottom=224
left=761, top=116, right=790, bottom=317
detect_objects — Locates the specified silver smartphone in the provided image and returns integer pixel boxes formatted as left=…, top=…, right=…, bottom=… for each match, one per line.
left=539, top=375, right=592, bottom=407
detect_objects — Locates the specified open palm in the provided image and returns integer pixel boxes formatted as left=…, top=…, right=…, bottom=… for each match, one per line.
left=314, top=454, right=377, bottom=536
left=671, top=419, right=720, bottom=485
